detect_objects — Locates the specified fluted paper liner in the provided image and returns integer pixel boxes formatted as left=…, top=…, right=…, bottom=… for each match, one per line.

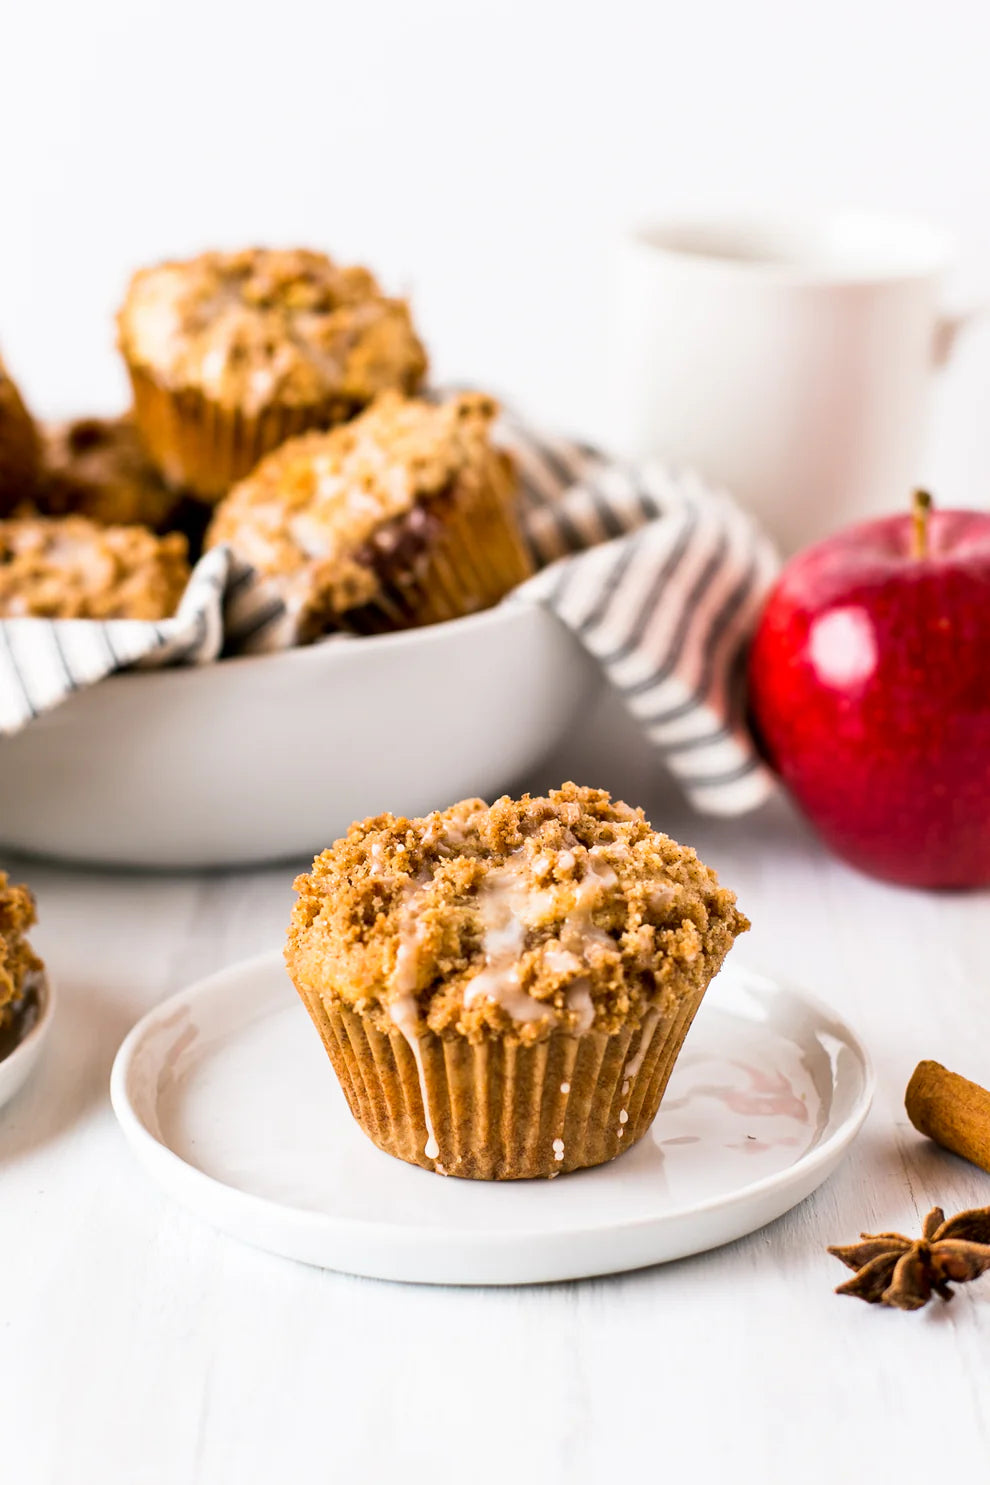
left=227, top=460, right=535, bottom=647
left=339, top=464, right=534, bottom=636
left=294, top=980, right=708, bottom=1180
left=126, top=365, right=349, bottom=502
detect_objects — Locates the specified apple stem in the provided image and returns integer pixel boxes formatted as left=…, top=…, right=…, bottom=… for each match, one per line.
left=911, top=489, right=933, bottom=560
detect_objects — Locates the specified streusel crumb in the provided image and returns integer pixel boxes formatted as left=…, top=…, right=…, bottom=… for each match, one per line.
left=118, top=248, right=428, bottom=414
left=287, top=784, right=748, bottom=1045
left=0, top=874, right=42, bottom=1034
left=0, top=515, right=190, bottom=619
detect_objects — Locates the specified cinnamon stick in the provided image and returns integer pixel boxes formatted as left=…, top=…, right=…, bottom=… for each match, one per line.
left=905, top=1060, right=990, bottom=1175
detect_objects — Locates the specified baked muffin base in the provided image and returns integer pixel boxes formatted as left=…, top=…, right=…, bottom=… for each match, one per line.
left=127, top=366, right=350, bottom=502
left=295, top=987, right=705, bottom=1180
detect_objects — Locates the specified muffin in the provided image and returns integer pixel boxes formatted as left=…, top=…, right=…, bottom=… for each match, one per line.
left=207, top=391, right=534, bottom=642
left=35, top=415, right=182, bottom=530
left=0, top=874, right=43, bottom=1041
left=0, top=355, right=41, bottom=514
left=117, top=247, right=429, bottom=501
left=0, top=515, right=190, bottom=619
left=286, top=784, right=748, bottom=1180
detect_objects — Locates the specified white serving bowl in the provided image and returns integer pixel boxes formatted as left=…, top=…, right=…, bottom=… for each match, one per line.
left=0, top=972, right=54, bottom=1114
left=0, top=604, right=596, bottom=869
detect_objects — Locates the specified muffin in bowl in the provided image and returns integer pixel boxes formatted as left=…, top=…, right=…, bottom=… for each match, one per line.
left=207, top=390, right=533, bottom=643
left=0, top=873, right=43, bottom=1042
left=0, top=514, right=190, bottom=619
left=286, top=783, right=748, bottom=1180
left=35, top=415, right=182, bottom=531
left=0, top=356, right=41, bottom=514
left=117, top=247, right=428, bottom=501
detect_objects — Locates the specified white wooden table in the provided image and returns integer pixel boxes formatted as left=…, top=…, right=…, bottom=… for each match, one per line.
left=3, top=696, right=990, bottom=1484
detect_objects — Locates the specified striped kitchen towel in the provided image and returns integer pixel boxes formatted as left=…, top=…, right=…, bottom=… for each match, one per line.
left=508, top=421, right=779, bottom=816
left=0, top=418, right=778, bottom=815
left=0, top=545, right=232, bottom=731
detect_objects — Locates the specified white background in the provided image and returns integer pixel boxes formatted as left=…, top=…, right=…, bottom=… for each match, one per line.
left=3, top=0, right=990, bottom=504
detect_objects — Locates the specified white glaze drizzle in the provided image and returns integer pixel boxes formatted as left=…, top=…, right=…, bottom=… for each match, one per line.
left=462, top=848, right=618, bottom=1029
left=388, top=990, right=439, bottom=1162
left=647, top=884, right=676, bottom=913
left=558, top=856, right=617, bottom=959
left=543, top=947, right=584, bottom=978
left=387, top=895, right=440, bottom=1162
left=392, top=914, right=427, bottom=995
left=622, top=1006, right=661, bottom=1096
left=566, top=980, right=595, bottom=1034
left=552, top=1139, right=565, bottom=1162
left=463, top=963, right=551, bottom=1023
left=461, top=856, right=555, bottom=1023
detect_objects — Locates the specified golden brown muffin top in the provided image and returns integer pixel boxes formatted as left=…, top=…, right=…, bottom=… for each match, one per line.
left=0, top=515, right=190, bottom=620
left=0, top=355, right=41, bottom=511
left=36, top=416, right=181, bottom=530
left=207, top=391, right=512, bottom=621
left=286, top=784, right=748, bottom=1045
left=117, top=248, right=428, bottom=414
left=0, top=874, right=42, bottom=1026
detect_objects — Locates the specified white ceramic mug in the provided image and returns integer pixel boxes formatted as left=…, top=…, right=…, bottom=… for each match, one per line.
left=605, top=211, right=964, bottom=554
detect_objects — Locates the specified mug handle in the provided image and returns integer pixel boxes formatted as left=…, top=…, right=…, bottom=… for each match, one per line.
left=933, top=307, right=986, bottom=368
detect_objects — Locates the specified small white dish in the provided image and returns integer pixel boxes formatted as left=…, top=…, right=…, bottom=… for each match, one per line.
left=111, top=952, right=872, bottom=1286
left=0, top=973, right=54, bottom=1112
left=0, top=604, right=596, bottom=870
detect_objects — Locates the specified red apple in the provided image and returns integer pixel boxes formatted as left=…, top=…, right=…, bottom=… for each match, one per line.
left=748, top=493, right=990, bottom=888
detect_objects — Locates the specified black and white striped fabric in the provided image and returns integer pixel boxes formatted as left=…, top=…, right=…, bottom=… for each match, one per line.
left=0, top=546, right=231, bottom=732
left=0, top=418, right=778, bottom=815
left=504, top=420, right=779, bottom=816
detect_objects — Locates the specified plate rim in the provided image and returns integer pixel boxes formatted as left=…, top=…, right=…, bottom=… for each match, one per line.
left=110, top=950, right=874, bottom=1246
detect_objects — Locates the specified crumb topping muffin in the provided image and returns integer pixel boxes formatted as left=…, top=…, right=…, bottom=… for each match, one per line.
left=286, top=784, right=747, bottom=1179
left=36, top=416, right=181, bottom=530
left=0, top=515, right=190, bottom=619
left=118, top=248, right=427, bottom=415
left=207, top=391, right=533, bottom=639
left=117, top=247, right=429, bottom=501
left=0, top=356, right=41, bottom=514
left=290, top=784, right=746, bottom=1042
left=0, top=874, right=42, bottom=1037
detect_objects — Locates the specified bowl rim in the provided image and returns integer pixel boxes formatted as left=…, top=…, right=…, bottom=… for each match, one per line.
left=108, top=597, right=543, bottom=686
left=0, top=970, right=55, bottom=1083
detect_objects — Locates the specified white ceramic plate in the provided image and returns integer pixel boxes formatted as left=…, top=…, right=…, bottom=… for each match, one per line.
left=0, top=604, right=596, bottom=870
left=0, top=973, right=54, bottom=1113
left=111, top=953, right=872, bottom=1285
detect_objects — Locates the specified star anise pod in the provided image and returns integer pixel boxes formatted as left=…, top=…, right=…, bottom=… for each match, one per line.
left=828, top=1206, right=990, bottom=1310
